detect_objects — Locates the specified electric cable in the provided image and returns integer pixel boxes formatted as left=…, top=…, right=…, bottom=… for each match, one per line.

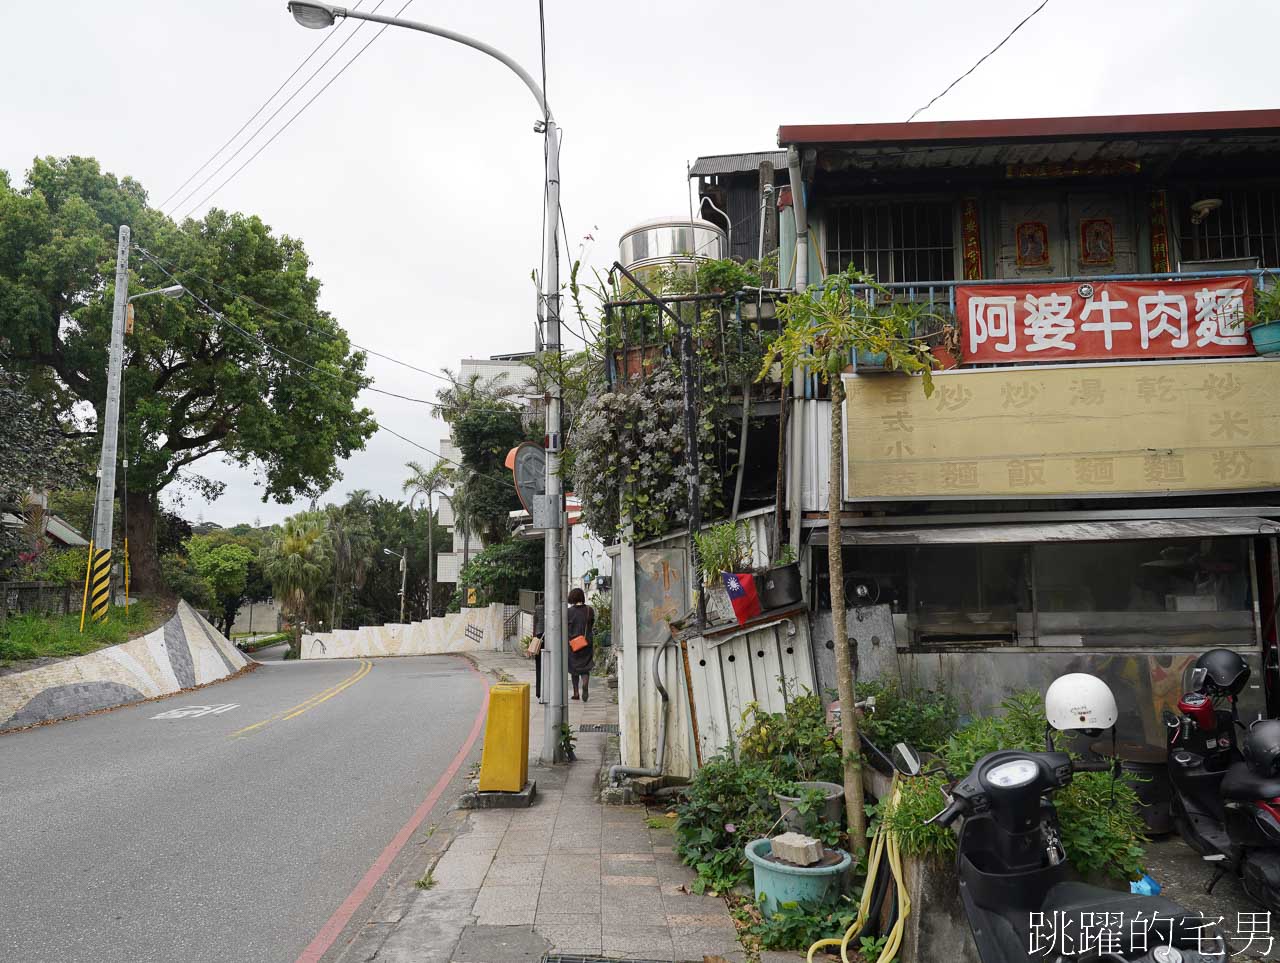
left=130, top=250, right=519, bottom=496
left=157, top=3, right=366, bottom=210
left=132, top=246, right=528, bottom=414
left=178, top=0, right=416, bottom=220
left=906, top=0, right=1051, bottom=122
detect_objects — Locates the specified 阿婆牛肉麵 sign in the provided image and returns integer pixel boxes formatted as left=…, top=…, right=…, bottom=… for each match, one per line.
left=843, top=359, right=1280, bottom=500
left=960, top=276, right=1255, bottom=364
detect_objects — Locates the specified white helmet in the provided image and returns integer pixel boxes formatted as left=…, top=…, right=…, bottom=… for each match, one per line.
left=1045, top=673, right=1118, bottom=732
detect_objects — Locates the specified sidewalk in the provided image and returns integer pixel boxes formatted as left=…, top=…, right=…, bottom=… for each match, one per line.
left=338, top=649, right=801, bottom=963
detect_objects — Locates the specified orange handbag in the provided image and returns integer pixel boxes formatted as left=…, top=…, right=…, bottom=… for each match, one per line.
left=569, top=634, right=589, bottom=652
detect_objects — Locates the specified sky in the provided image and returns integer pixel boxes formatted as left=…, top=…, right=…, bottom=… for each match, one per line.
left=3, top=0, right=1276, bottom=526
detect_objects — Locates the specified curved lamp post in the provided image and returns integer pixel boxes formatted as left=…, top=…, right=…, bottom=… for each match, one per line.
left=287, top=1, right=567, bottom=761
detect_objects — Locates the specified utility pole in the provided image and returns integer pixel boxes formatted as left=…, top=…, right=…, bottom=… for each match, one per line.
left=541, top=117, right=567, bottom=763
left=86, top=225, right=131, bottom=623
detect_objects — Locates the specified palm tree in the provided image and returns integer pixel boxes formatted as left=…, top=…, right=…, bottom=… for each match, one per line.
left=325, top=493, right=376, bottom=629
left=403, top=460, right=451, bottom=618
left=260, top=511, right=332, bottom=658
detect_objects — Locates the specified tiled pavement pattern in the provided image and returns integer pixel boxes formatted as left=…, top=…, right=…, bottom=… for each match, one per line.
left=341, top=648, right=802, bottom=963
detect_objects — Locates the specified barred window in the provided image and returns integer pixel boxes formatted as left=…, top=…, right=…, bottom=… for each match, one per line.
left=825, top=200, right=956, bottom=283
left=1178, top=188, right=1280, bottom=267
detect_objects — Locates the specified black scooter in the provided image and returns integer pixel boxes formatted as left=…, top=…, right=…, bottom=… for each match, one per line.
left=1163, top=666, right=1280, bottom=910
left=892, top=743, right=1225, bottom=963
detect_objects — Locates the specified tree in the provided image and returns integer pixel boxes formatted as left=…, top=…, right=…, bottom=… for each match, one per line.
left=0, top=367, right=83, bottom=567
left=260, top=511, right=332, bottom=658
left=402, top=459, right=451, bottom=618
left=457, top=539, right=543, bottom=605
left=762, top=268, right=936, bottom=849
left=323, top=492, right=376, bottom=629
left=188, top=536, right=253, bottom=634
left=347, top=496, right=447, bottom=624
left=0, top=156, right=376, bottom=594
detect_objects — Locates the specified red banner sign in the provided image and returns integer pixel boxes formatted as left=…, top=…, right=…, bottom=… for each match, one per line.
left=958, top=276, right=1255, bottom=363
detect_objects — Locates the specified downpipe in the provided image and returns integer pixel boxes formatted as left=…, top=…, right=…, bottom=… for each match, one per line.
left=609, top=635, right=672, bottom=785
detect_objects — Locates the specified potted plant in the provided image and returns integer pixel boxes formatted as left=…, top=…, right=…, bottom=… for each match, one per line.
left=693, top=521, right=752, bottom=623
left=758, top=543, right=803, bottom=611
left=1248, top=282, right=1280, bottom=355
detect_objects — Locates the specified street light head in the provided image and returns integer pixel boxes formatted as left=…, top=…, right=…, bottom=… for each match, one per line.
left=383, top=548, right=395, bottom=556
left=288, top=1, right=341, bottom=29
left=158, top=284, right=185, bottom=299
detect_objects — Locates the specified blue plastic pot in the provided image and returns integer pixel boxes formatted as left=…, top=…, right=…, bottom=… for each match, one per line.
left=745, top=838, right=852, bottom=914
left=1249, top=320, right=1280, bottom=355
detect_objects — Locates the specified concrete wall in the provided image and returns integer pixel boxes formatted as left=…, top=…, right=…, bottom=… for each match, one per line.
left=230, top=598, right=282, bottom=636
left=0, top=601, right=248, bottom=732
left=300, top=603, right=507, bottom=660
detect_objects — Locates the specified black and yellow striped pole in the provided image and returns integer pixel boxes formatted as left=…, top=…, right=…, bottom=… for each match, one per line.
left=88, top=546, right=113, bottom=623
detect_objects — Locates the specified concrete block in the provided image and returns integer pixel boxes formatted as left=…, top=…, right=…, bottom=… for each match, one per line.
left=770, top=832, right=823, bottom=866
left=457, top=780, right=537, bottom=810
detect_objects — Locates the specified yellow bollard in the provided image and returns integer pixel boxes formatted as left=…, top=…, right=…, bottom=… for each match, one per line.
left=478, top=683, right=530, bottom=792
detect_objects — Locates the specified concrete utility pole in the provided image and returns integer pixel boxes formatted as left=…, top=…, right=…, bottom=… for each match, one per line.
left=86, top=225, right=131, bottom=622
left=287, top=0, right=568, bottom=761
left=399, top=545, right=409, bottom=624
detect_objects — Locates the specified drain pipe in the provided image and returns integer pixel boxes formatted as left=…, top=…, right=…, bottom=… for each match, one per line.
left=786, top=146, right=808, bottom=556
left=608, top=634, right=673, bottom=785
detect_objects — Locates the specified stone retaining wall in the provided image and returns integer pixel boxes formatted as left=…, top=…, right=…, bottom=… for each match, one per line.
left=0, top=601, right=249, bottom=732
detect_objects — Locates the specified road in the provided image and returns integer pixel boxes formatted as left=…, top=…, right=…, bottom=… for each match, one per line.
left=0, top=649, right=488, bottom=963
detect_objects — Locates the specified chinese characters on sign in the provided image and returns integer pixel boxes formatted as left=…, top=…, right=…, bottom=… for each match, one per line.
left=1028, top=909, right=1271, bottom=958
left=961, top=276, right=1255, bottom=363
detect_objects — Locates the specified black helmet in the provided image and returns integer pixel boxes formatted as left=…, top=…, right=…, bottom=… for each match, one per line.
left=1193, top=648, right=1250, bottom=697
left=1243, top=720, right=1280, bottom=779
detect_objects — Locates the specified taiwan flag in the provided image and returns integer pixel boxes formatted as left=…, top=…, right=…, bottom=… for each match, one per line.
left=722, top=572, right=762, bottom=625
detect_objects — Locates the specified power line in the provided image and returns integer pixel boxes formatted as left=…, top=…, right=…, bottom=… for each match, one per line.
left=132, top=246, right=531, bottom=410
left=166, top=0, right=389, bottom=217
left=132, top=251, right=517, bottom=495
left=156, top=5, right=365, bottom=210
left=132, top=247, right=524, bottom=417
left=906, top=0, right=1051, bottom=123
left=178, top=0, right=415, bottom=220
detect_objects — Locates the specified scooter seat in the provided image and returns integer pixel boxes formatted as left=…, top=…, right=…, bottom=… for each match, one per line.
left=1221, top=761, right=1280, bottom=801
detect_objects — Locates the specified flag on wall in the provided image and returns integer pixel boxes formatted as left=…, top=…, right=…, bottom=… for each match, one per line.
left=722, top=572, right=761, bottom=625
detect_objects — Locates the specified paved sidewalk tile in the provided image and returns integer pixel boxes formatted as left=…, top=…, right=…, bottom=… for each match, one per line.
left=340, top=649, right=786, bottom=963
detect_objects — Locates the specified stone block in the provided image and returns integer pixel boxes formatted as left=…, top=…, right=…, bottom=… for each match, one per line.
left=770, top=832, right=823, bottom=866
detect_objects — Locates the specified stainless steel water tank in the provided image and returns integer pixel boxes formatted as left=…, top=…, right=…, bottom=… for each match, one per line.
left=618, top=216, right=727, bottom=273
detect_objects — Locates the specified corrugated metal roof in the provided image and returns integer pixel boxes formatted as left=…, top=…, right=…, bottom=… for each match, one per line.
left=818, top=516, right=1279, bottom=545
left=690, top=150, right=788, bottom=176
left=780, top=109, right=1280, bottom=147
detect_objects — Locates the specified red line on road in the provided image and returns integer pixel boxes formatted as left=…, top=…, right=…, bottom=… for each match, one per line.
left=294, top=658, right=492, bottom=963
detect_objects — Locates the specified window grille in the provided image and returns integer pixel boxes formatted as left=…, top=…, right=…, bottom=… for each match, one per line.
left=825, top=200, right=956, bottom=283
left=1178, top=188, right=1280, bottom=267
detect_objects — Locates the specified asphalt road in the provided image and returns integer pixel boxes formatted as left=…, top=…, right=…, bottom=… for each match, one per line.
left=0, top=651, right=488, bottom=963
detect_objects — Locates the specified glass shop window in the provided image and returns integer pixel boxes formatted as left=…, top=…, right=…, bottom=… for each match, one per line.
left=1033, top=538, right=1255, bottom=647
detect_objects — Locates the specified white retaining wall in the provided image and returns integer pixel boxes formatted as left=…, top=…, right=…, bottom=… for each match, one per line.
left=300, top=603, right=508, bottom=659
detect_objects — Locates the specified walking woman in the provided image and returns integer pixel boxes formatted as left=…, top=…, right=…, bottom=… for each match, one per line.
left=567, top=587, right=594, bottom=702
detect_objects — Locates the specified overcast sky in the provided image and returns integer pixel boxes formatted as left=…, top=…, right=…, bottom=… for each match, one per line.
left=3, top=0, right=1275, bottom=526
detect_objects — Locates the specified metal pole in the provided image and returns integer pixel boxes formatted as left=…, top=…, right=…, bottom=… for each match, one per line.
left=543, top=118, right=566, bottom=763
left=399, top=545, right=408, bottom=624
left=426, top=492, right=434, bottom=619
left=88, top=225, right=130, bottom=621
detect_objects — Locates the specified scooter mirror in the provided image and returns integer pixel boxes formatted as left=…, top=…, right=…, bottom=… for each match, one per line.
left=1162, top=708, right=1180, bottom=728
left=891, top=743, right=922, bottom=776
left=1190, top=666, right=1208, bottom=692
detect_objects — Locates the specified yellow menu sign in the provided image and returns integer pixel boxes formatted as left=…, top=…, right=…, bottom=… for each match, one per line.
left=843, top=359, right=1280, bottom=500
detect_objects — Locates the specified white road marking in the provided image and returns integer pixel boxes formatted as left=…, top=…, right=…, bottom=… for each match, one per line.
left=151, top=704, right=240, bottom=720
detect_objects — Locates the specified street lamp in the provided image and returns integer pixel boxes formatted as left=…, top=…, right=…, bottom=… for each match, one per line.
left=405, top=488, right=434, bottom=620
left=128, top=284, right=185, bottom=302
left=287, top=1, right=567, bottom=762
left=384, top=547, right=408, bottom=624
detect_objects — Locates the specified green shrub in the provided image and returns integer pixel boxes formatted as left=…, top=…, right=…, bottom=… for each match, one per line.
left=737, top=693, right=842, bottom=784
left=740, top=894, right=861, bottom=952
left=0, top=601, right=155, bottom=664
left=877, top=691, right=1148, bottom=882
left=674, top=757, right=786, bottom=894
left=857, top=678, right=957, bottom=754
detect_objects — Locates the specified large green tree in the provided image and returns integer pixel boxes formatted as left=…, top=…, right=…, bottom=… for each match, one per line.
left=260, top=511, right=332, bottom=657
left=0, top=156, right=376, bottom=594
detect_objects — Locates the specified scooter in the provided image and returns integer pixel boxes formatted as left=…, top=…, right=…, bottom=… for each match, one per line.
left=891, top=673, right=1225, bottom=963
left=1163, top=649, right=1280, bottom=910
